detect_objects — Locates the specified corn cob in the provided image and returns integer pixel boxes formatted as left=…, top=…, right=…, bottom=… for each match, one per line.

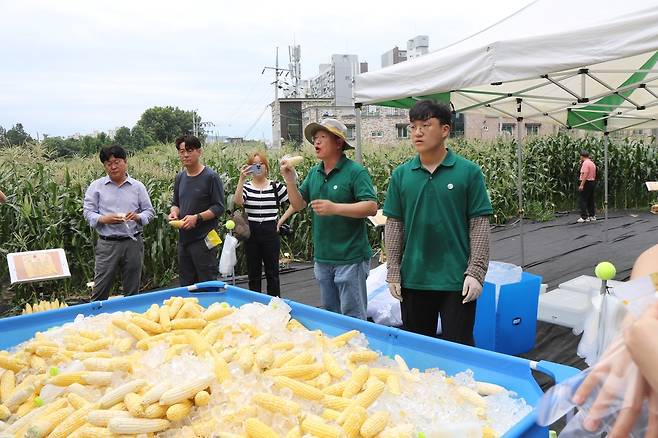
left=81, top=338, right=111, bottom=352
left=0, top=404, right=10, bottom=420
left=476, top=381, right=505, bottom=396
left=202, top=305, right=234, bottom=321
left=331, top=330, right=359, bottom=346
left=271, top=342, right=295, bottom=350
left=255, top=347, right=275, bottom=369
left=285, top=425, right=302, bottom=438
left=166, top=399, right=192, bottom=421
left=24, top=405, right=74, bottom=437
left=237, top=348, right=254, bottom=371
left=143, top=402, right=167, bottom=419
left=341, top=404, right=367, bottom=437
left=168, top=298, right=184, bottom=319
left=124, top=392, right=145, bottom=417
left=360, top=411, right=389, bottom=438
left=187, top=331, right=211, bottom=356
left=47, top=404, right=95, bottom=438
left=348, top=350, right=379, bottom=364
left=141, top=381, right=171, bottom=405
left=87, top=409, right=132, bottom=427
left=274, top=376, right=324, bottom=400
left=159, top=306, right=172, bottom=331
left=301, top=414, right=343, bottom=438
left=0, top=370, right=15, bottom=404
left=285, top=351, right=314, bottom=367
left=0, top=355, right=26, bottom=372
left=456, top=386, right=486, bottom=407
left=244, top=417, right=280, bottom=438
left=323, top=380, right=348, bottom=396
left=210, top=350, right=230, bottom=382
left=145, top=304, right=160, bottom=322
left=73, top=425, right=114, bottom=438
left=5, top=384, right=35, bottom=410
left=321, top=408, right=341, bottom=421
left=355, top=378, right=386, bottom=408
left=194, top=390, right=211, bottom=406
left=66, top=392, right=90, bottom=409
left=322, top=394, right=353, bottom=411
left=159, top=375, right=213, bottom=405
left=99, top=379, right=146, bottom=408
left=170, top=318, right=207, bottom=330
left=78, top=330, right=102, bottom=341
left=322, top=353, right=346, bottom=379
left=72, top=351, right=113, bottom=360
left=342, top=365, right=369, bottom=398
left=386, top=374, right=401, bottom=395
left=271, top=350, right=296, bottom=369
left=264, top=364, right=323, bottom=379
left=131, top=315, right=164, bottom=334
left=29, top=356, right=47, bottom=373
left=178, top=301, right=203, bottom=319
left=107, top=417, right=170, bottom=434
left=252, top=392, right=300, bottom=415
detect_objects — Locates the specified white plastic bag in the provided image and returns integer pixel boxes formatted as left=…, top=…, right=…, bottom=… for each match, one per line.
left=219, top=234, right=238, bottom=277
left=366, top=263, right=402, bottom=327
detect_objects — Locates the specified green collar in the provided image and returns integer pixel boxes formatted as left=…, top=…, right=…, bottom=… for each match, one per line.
left=411, top=148, right=456, bottom=170
left=318, top=154, right=348, bottom=175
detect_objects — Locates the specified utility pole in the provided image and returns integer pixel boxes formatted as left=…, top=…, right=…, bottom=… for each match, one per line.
left=263, top=47, right=293, bottom=149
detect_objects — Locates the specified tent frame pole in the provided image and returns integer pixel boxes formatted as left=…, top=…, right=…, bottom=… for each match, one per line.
left=355, top=103, right=363, bottom=164
left=516, top=99, right=525, bottom=268
left=604, top=130, right=609, bottom=243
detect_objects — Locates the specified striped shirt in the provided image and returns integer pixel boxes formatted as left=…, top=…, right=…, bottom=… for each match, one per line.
left=243, top=180, right=289, bottom=222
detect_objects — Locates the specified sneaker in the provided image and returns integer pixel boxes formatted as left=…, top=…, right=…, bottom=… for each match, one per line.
left=589, top=216, right=597, bottom=221
left=577, top=217, right=587, bottom=223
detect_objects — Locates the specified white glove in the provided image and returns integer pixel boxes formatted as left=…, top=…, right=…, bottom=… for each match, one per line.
left=388, top=282, right=402, bottom=302
left=462, top=275, right=482, bottom=304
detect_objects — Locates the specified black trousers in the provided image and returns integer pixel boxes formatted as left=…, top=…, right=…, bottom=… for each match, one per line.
left=245, top=221, right=281, bottom=297
left=178, top=238, right=219, bottom=287
left=401, top=288, right=476, bottom=346
left=579, top=180, right=596, bottom=219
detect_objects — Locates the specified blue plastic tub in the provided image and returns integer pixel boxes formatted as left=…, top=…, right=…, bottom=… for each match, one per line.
left=0, top=281, right=576, bottom=437
left=474, top=272, right=542, bottom=355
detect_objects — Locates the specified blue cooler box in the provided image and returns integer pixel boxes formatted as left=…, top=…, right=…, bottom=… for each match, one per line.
left=474, top=272, right=542, bottom=355
left=0, top=281, right=573, bottom=438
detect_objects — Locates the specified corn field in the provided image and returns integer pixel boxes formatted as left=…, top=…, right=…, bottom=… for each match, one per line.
left=1, top=134, right=656, bottom=310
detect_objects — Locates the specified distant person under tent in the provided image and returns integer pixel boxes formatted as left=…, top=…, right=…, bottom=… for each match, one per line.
left=577, top=150, right=597, bottom=223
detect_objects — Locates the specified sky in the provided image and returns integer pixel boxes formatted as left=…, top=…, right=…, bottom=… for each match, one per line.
left=0, top=0, right=531, bottom=142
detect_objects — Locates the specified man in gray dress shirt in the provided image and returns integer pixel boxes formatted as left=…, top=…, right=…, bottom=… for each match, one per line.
left=83, top=145, right=155, bottom=301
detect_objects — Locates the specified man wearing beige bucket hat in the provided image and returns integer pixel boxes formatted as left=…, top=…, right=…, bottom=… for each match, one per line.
left=280, top=118, right=378, bottom=320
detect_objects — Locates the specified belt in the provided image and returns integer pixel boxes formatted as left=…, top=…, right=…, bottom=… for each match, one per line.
left=98, top=232, right=141, bottom=241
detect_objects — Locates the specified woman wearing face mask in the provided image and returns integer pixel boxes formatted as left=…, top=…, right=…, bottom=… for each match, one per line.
left=234, top=151, right=289, bottom=297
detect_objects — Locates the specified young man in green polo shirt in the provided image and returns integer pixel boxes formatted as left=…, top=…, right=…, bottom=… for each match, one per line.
left=281, top=119, right=378, bottom=320
left=384, top=100, right=492, bottom=346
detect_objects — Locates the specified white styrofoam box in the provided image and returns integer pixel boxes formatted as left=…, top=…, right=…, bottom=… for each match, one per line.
left=538, top=288, right=592, bottom=328
left=540, top=284, right=548, bottom=294
left=558, top=275, right=623, bottom=296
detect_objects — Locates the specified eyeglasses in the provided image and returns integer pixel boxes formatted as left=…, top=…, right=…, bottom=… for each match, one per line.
left=104, top=159, right=124, bottom=168
left=407, top=122, right=435, bottom=134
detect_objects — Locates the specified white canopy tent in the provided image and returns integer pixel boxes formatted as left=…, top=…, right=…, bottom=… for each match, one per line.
left=353, top=0, right=658, bottom=267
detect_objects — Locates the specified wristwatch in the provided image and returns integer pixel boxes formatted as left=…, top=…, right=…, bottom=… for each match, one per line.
left=196, top=213, right=203, bottom=223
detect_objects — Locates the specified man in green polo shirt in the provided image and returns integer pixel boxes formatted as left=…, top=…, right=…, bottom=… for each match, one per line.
left=281, top=118, right=378, bottom=320
left=384, top=100, right=492, bottom=346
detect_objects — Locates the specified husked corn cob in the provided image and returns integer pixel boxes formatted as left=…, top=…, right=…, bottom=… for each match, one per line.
left=322, top=353, right=346, bottom=379
left=210, top=350, right=230, bottom=382
left=355, top=378, right=386, bottom=408
left=124, top=392, right=145, bottom=417
left=0, top=370, right=15, bottom=404
left=166, top=399, right=192, bottom=421
left=271, top=350, right=296, bottom=369
left=73, top=425, right=115, bottom=438
left=145, top=304, right=160, bottom=322
left=16, top=393, right=37, bottom=417
left=348, top=350, right=379, bottom=364
left=321, top=408, right=341, bottom=421
left=331, top=330, right=359, bottom=346
left=99, top=379, right=146, bottom=408
left=194, top=390, right=211, bottom=406
left=323, top=380, right=347, bottom=396
left=360, top=411, right=389, bottom=438
left=386, top=374, right=401, bottom=395
left=24, top=405, right=74, bottom=437
left=5, top=384, right=35, bottom=410
left=322, top=394, right=353, bottom=411
left=286, top=319, right=306, bottom=331
left=168, top=298, right=184, bottom=319
left=81, top=338, right=111, bottom=352
left=285, top=351, right=314, bottom=367
left=0, top=404, right=10, bottom=420
left=252, top=392, right=300, bottom=415
left=476, top=381, right=505, bottom=396
left=187, top=331, right=211, bottom=356
left=456, top=386, right=486, bottom=407
left=178, top=301, right=203, bottom=319
left=29, top=356, right=47, bottom=373
left=341, top=404, right=367, bottom=437
left=87, top=409, right=132, bottom=427
left=66, top=392, right=90, bottom=409
left=271, top=341, right=295, bottom=350
left=143, top=402, right=167, bottom=419
left=141, top=381, right=171, bottom=405
left=264, top=363, right=323, bottom=379
left=131, top=315, right=164, bottom=334
left=245, top=417, right=280, bottom=438
left=301, top=414, right=343, bottom=438
left=159, top=375, right=213, bottom=405
left=107, top=417, right=170, bottom=434
left=237, top=348, right=254, bottom=371
left=46, top=404, right=95, bottom=438
left=255, top=347, right=275, bottom=369
left=0, top=355, right=26, bottom=372
left=159, top=306, right=172, bottom=331
left=285, top=425, right=302, bottom=438
left=342, top=365, right=370, bottom=398
left=274, top=376, right=324, bottom=400
left=78, top=330, right=102, bottom=341
left=170, top=318, right=207, bottom=330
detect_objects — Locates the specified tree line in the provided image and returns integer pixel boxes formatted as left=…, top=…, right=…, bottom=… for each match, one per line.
left=0, top=106, right=204, bottom=158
